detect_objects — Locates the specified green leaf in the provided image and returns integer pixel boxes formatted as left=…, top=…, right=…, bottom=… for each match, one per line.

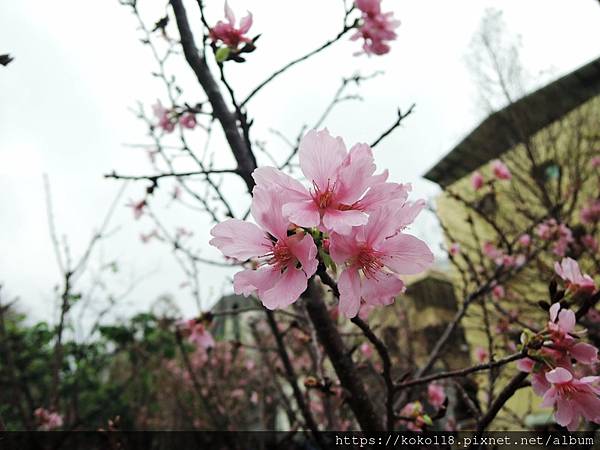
left=215, top=47, right=230, bottom=63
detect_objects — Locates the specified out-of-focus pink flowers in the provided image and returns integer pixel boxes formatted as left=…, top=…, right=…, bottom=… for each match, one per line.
left=127, top=199, right=146, bottom=220
left=492, top=284, right=505, bottom=300
left=541, top=367, right=600, bottom=431
left=179, top=319, right=215, bottom=349
left=360, top=342, right=373, bottom=359
left=491, top=159, right=512, bottom=180
left=329, top=204, right=433, bottom=318
left=518, top=234, right=531, bottom=247
left=34, top=408, right=63, bottom=431
left=253, top=129, right=409, bottom=235
left=210, top=186, right=318, bottom=310
left=474, top=346, right=488, bottom=363
left=591, top=156, right=600, bottom=169
left=352, top=0, right=399, bottom=56
left=449, top=242, right=461, bottom=256
left=581, top=199, right=600, bottom=225
left=152, top=101, right=175, bottom=133
left=471, top=171, right=484, bottom=190
left=427, top=383, right=446, bottom=409
left=582, top=235, right=599, bottom=253
left=209, top=2, right=253, bottom=50
left=535, top=219, right=573, bottom=257
left=399, top=401, right=426, bottom=431
left=179, top=113, right=197, bottom=130
left=554, top=257, right=596, bottom=296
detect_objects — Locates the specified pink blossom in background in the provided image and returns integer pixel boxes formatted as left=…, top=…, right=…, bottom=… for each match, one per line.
left=127, top=199, right=146, bottom=220
left=518, top=234, right=531, bottom=247
left=582, top=235, right=599, bottom=253
left=140, top=229, right=160, bottom=244
left=491, top=159, right=512, bottom=180
left=581, top=199, right=600, bottom=224
left=474, top=346, right=488, bottom=363
left=355, top=0, right=381, bottom=15
left=427, top=383, right=446, bottom=409
left=253, top=129, right=409, bottom=235
left=209, top=2, right=253, bottom=49
left=449, top=242, right=461, bottom=256
left=352, top=0, right=399, bottom=56
left=152, top=101, right=175, bottom=133
left=34, top=408, right=63, bottom=431
left=399, top=401, right=425, bottom=431
left=554, top=258, right=596, bottom=296
left=491, top=284, right=505, bottom=300
left=591, top=156, right=600, bottom=168
left=179, top=112, right=197, bottom=129
left=360, top=342, right=373, bottom=359
left=210, top=186, right=318, bottom=310
left=536, top=220, right=573, bottom=257
left=541, top=367, right=600, bottom=431
left=471, top=171, right=484, bottom=190
left=329, top=204, right=434, bottom=318
left=181, top=319, right=215, bottom=350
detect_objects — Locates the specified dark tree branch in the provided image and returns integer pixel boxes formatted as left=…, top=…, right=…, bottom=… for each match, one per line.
left=370, top=104, right=415, bottom=148
left=105, top=169, right=239, bottom=181
left=170, top=0, right=257, bottom=190
left=303, top=278, right=383, bottom=431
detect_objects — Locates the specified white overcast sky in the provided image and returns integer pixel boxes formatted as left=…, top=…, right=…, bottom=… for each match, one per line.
left=1, top=0, right=600, bottom=323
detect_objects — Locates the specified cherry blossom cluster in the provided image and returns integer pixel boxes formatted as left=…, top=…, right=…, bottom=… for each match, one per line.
left=209, top=2, right=256, bottom=63
left=471, top=159, right=512, bottom=190
left=152, top=100, right=197, bottom=134
left=210, top=129, right=434, bottom=318
left=34, top=408, right=63, bottom=431
left=517, top=258, right=599, bottom=431
left=352, top=0, right=399, bottom=56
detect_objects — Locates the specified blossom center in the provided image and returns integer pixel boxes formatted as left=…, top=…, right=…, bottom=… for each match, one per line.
left=266, top=241, right=294, bottom=271
left=355, top=245, right=384, bottom=279
left=311, top=180, right=336, bottom=210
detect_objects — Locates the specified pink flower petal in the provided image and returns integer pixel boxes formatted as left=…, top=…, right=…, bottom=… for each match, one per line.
left=546, top=367, right=573, bottom=384
left=286, top=233, right=318, bottom=278
left=251, top=186, right=290, bottom=240
left=282, top=200, right=320, bottom=228
left=261, top=267, right=308, bottom=310
left=571, top=342, right=598, bottom=365
left=322, top=209, right=367, bottom=235
left=361, top=272, right=405, bottom=306
left=338, top=268, right=362, bottom=318
left=209, top=219, right=270, bottom=260
left=298, top=129, right=347, bottom=191
left=379, top=233, right=434, bottom=275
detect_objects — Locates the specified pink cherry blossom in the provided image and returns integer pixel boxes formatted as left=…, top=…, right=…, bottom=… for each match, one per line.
left=541, top=367, right=600, bottom=431
left=179, top=113, right=197, bottom=129
left=360, top=342, right=373, bottom=359
left=209, top=2, right=253, bottom=49
left=399, top=401, right=426, bottom=431
left=127, top=199, right=146, bottom=220
left=253, top=129, right=409, bottom=235
left=518, top=234, right=531, bottom=247
left=491, top=159, right=512, bottom=180
left=471, top=171, right=484, bottom=190
left=449, top=242, right=461, bottom=256
left=582, top=235, right=599, bottom=253
left=475, top=346, right=488, bottom=363
left=554, top=258, right=596, bottom=296
left=536, top=219, right=573, bottom=257
left=329, top=204, right=433, bottom=318
left=34, top=408, right=63, bottom=431
left=547, top=302, right=598, bottom=365
left=180, top=319, right=215, bottom=349
left=355, top=0, right=381, bottom=15
left=209, top=186, right=318, bottom=309
left=492, top=284, right=505, bottom=300
left=427, top=383, right=446, bottom=409
left=591, top=156, right=600, bottom=169
left=581, top=199, right=600, bottom=225
left=352, top=11, right=399, bottom=56
left=152, top=101, right=175, bottom=133
left=516, top=358, right=551, bottom=396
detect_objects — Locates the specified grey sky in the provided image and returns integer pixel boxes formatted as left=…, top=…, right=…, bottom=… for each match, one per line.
left=2, top=0, right=599, bottom=323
